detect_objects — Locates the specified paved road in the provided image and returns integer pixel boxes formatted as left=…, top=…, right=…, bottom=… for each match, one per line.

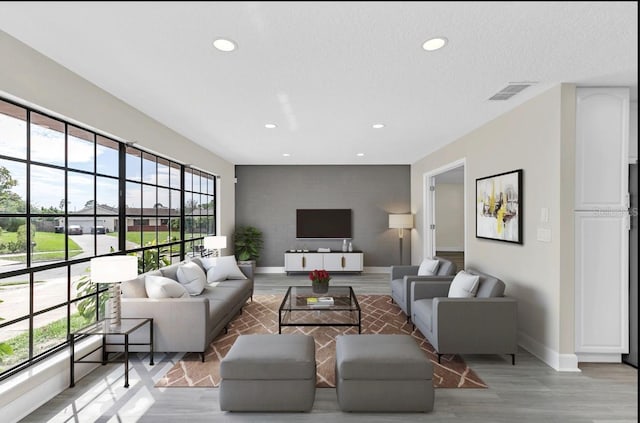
left=0, top=235, right=140, bottom=341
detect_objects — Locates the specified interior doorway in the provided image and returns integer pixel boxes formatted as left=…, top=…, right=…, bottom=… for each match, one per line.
left=424, top=159, right=466, bottom=270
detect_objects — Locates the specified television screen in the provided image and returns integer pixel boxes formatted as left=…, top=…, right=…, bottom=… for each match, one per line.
left=296, top=209, right=352, bottom=239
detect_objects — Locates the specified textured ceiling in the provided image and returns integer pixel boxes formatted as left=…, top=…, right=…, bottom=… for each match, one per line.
left=0, top=2, right=637, bottom=165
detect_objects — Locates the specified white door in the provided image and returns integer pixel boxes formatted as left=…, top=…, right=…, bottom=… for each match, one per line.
left=574, top=87, right=630, bottom=362
left=575, top=212, right=629, bottom=357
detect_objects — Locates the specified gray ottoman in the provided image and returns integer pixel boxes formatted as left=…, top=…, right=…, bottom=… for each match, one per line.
left=219, top=334, right=316, bottom=412
left=335, top=334, right=434, bottom=412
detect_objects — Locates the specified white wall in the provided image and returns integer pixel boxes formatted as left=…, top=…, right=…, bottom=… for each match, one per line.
left=435, top=183, right=464, bottom=251
left=0, top=30, right=236, bottom=420
left=0, top=30, right=235, bottom=237
left=411, top=84, right=577, bottom=370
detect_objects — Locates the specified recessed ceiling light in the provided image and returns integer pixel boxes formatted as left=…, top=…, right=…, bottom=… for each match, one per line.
left=282, top=153, right=290, bottom=157
left=422, top=37, right=448, bottom=51
left=356, top=153, right=365, bottom=157
left=265, top=123, right=277, bottom=129
left=372, top=123, right=385, bottom=129
left=213, top=38, right=237, bottom=52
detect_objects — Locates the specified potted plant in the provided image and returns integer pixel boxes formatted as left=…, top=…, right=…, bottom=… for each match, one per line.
left=309, top=269, right=331, bottom=294
left=234, top=226, right=263, bottom=272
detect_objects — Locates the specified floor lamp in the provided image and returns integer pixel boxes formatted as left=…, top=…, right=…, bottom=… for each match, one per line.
left=203, top=235, right=227, bottom=257
left=90, top=255, right=138, bottom=328
left=389, top=214, right=413, bottom=264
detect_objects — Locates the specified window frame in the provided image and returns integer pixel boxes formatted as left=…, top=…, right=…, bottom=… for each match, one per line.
left=0, top=97, right=218, bottom=380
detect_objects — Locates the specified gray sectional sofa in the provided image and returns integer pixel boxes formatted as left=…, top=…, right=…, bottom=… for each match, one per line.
left=120, top=257, right=253, bottom=360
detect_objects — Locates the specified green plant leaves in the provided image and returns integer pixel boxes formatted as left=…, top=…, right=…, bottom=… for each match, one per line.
left=233, top=226, right=263, bottom=262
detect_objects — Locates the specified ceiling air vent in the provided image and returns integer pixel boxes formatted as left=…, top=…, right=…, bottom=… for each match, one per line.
left=488, top=83, right=535, bottom=101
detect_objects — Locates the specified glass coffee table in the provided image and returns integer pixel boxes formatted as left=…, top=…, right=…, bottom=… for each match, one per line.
left=278, top=286, right=361, bottom=334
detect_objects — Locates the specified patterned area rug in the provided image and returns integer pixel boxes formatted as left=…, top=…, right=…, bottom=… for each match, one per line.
left=155, top=294, right=487, bottom=389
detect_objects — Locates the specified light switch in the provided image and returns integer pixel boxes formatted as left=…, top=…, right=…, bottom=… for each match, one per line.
left=540, top=207, right=549, bottom=223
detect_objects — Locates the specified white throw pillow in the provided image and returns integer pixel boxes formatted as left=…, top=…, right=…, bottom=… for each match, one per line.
left=448, top=271, right=480, bottom=298
left=417, top=258, right=440, bottom=276
left=176, top=262, right=207, bottom=295
left=199, top=257, right=218, bottom=271
left=145, top=275, right=189, bottom=299
left=206, top=256, right=246, bottom=283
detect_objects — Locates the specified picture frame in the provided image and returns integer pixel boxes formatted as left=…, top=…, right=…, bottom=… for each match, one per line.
left=475, top=169, right=523, bottom=244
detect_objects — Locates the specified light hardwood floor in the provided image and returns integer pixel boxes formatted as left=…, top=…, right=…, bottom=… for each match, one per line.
left=19, top=273, right=638, bottom=423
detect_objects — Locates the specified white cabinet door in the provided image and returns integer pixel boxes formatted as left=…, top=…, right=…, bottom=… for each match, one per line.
left=341, top=253, right=363, bottom=271
left=322, top=253, right=343, bottom=271
left=575, top=87, right=629, bottom=210
left=575, top=212, right=629, bottom=357
left=303, top=254, right=324, bottom=271
left=285, top=253, right=305, bottom=271
left=323, top=253, right=363, bottom=271
left=284, top=253, right=323, bottom=272
left=285, top=252, right=363, bottom=272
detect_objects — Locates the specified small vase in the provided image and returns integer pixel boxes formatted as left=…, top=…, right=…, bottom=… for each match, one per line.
left=312, top=280, right=329, bottom=294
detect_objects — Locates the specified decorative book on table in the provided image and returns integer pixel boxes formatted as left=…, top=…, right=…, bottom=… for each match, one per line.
left=307, top=296, right=334, bottom=307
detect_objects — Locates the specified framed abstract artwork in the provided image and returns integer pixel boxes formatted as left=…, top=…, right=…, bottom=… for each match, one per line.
left=476, top=169, right=523, bottom=244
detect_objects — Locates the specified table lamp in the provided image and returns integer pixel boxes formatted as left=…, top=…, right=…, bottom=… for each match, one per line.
left=388, top=214, right=413, bottom=264
left=203, top=235, right=227, bottom=257
left=90, top=255, right=138, bottom=327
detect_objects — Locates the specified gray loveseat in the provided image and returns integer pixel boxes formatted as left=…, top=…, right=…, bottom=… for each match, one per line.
left=410, top=268, right=517, bottom=364
left=390, top=256, right=457, bottom=321
left=120, top=257, right=253, bottom=361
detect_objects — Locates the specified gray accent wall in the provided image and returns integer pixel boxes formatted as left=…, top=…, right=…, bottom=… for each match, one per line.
left=235, top=165, right=410, bottom=267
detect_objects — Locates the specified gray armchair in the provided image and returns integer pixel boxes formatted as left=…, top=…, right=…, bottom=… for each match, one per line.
left=390, top=257, right=457, bottom=321
left=410, top=268, right=517, bottom=364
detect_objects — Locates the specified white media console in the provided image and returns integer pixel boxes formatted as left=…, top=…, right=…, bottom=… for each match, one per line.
left=284, top=251, right=363, bottom=274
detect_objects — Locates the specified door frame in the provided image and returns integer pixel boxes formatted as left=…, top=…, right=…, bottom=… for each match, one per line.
left=423, top=158, right=466, bottom=260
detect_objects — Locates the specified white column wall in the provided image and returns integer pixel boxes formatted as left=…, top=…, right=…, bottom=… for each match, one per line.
left=411, top=84, right=578, bottom=370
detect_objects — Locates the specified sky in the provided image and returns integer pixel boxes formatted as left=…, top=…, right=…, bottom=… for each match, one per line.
left=0, top=111, right=212, bottom=212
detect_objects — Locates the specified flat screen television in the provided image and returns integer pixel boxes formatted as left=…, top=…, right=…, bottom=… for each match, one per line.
left=296, top=209, right=352, bottom=239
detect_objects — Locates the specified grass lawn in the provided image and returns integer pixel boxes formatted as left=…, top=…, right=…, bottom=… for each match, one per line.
left=0, top=232, right=83, bottom=263
left=35, top=232, right=82, bottom=252
left=0, top=232, right=82, bottom=252
left=111, top=231, right=175, bottom=246
left=0, top=313, right=94, bottom=370
left=109, top=231, right=208, bottom=246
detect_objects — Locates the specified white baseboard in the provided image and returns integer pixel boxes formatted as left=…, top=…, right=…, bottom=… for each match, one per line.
left=435, top=247, right=464, bottom=252
left=576, top=353, right=622, bottom=363
left=0, top=337, right=102, bottom=422
left=518, top=332, right=581, bottom=372
left=256, top=266, right=285, bottom=274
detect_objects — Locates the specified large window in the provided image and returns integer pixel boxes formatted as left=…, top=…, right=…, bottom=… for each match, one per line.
left=0, top=97, right=218, bottom=379
left=184, top=167, right=216, bottom=257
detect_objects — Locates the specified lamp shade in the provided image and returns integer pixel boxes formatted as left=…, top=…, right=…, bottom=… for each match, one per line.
left=90, top=256, right=138, bottom=283
left=388, top=214, right=413, bottom=229
left=203, top=235, right=227, bottom=250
